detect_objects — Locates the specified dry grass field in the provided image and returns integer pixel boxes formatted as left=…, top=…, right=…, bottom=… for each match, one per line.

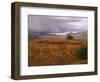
left=28, top=37, right=88, bottom=66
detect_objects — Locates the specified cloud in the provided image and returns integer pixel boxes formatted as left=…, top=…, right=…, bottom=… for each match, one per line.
left=28, top=15, right=88, bottom=33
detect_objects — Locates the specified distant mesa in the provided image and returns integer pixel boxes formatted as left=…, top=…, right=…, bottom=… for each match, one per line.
left=50, top=31, right=77, bottom=36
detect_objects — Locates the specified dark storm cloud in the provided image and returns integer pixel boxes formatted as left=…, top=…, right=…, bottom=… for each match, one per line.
left=28, top=15, right=88, bottom=33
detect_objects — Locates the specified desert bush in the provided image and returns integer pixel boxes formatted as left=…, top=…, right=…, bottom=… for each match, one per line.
left=76, top=45, right=87, bottom=59
left=66, top=35, right=74, bottom=40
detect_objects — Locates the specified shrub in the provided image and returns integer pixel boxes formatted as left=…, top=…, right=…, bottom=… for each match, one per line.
left=66, top=35, right=74, bottom=40
left=76, top=45, right=87, bottom=59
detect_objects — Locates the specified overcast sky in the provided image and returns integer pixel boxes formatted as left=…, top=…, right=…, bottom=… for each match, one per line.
left=28, top=15, right=88, bottom=33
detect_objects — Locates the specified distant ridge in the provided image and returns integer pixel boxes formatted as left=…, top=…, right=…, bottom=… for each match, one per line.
left=28, top=31, right=87, bottom=40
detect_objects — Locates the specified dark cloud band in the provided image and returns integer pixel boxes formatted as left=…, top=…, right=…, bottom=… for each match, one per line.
left=28, top=15, right=88, bottom=33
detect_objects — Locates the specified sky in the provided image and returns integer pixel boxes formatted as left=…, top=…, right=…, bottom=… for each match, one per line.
left=28, top=15, right=88, bottom=33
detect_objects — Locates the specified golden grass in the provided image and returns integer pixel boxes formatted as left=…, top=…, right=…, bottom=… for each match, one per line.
left=28, top=38, right=87, bottom=66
